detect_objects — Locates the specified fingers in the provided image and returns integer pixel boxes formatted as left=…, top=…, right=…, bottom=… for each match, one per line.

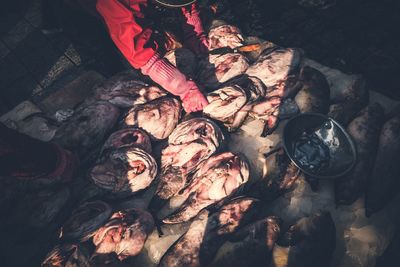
left=181, top=89, right=209, bottom=113
left=182, top=100, right=205, bottom=113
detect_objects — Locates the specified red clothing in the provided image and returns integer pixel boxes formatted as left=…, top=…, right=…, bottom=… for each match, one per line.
left=0, top=123, right=76, bottom=182
left=96, top=0, right=159, bottom=69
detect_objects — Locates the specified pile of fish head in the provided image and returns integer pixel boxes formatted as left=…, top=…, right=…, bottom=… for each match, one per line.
left=204, top=76, right=267, bottom=131
left=53, top=101, right=120, bottom=155
left=154, top=118, right=225, bottom=202
left=92, top=209, right=154, bottom=260
left=230, top=47, right=303, bottom=136
left=237, top=76, right=267, bottom=101
left=365, top=110, right=400, bottom=217
left=123, top=97, right=181, bottom=140
left=210, top=216, right=281, bottom=267
left=42, top=244, right=91, bottom=267
left=93, top=71, right=167, bottom=108
left=272, top=211, right=336, bottom=267
left=60, top=201, right=112, bottom=242
left=208, top=24, right=245, bottom=50
left=101, top=127, right=152, bottom=155
left=198, top=53, right=249, bottom=89
left=159, top=197, right=259, bottom=267
left=204, top=84, right=247, bottom=122
left=335, top=103, right=384, bottom=206
left=246, top=47, right=303, bottom=89
left=249, top=97, right=283, bottom=136
left=162, top=152, right=250, bottom=224
left=245, top=65, right=301, bottom=128
left=91, top=147, right=158, bottom=195
left=227, top=76, right=268, bottom=131
left=164, top=48, right=198, bottom=78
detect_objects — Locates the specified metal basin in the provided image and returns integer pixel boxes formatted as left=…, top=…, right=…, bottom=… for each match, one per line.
left=282, top=113, right=356, bottom=179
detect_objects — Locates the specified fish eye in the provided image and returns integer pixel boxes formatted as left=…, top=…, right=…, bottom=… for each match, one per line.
left=195, top=126, right=207, bottom=136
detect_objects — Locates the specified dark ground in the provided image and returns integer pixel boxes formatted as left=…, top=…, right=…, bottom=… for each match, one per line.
left=1, top=0, right=399, bottom=116
left=228, top=0, right=400, bottom=100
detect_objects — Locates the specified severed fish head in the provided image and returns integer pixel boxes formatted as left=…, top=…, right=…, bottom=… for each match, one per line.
left=91, top=147, right=158, bottom=195
left=158, top=197, right=259, bottom=267
left=198, top=53, right=249, bottom=89
left=60, top=201, right=112, bottom=242
left=209, top=197, right=260, bottom=236
left=167, top=117, right=225, bottom=147
left=154, top=118, right=225, bottom=202
left=188, top=152, right=250, bottom=199
left=93, top=70, right=167, bottom=108
left=53, top=101, right=120, bottom=155
left=93, top=209, right=154, bottom=261
left=231, top=76, right=267, bottom=102
left=246, top=47, right=302, bottom=89
left=203, top=76, right=267, bottom=131
left=208, top=24, right=245, bottom=51
left=204, top=85, right=248, bottom=122
left=101, top=127, right=152, bottom=154
left=123, top=97, right=181, bottom=140
left=162, top=152, right=250, bottom=224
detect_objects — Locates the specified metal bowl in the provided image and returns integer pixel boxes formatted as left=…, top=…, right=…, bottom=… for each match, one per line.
left=282, top=113, right=356, bottom=179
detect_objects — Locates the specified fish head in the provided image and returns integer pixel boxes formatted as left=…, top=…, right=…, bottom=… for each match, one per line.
left=212, top=197, right=259, bottom=235
left=61, top=201, right=112, bottom=242
left=155, top=166, right=185, bottom=200
left=94, top=209, right=154, bottom=260
left=91, top=148, right=157, bottom=194
left=101, top=128, right=152, bottom=154
left=208, top=24, right=245, bottom=51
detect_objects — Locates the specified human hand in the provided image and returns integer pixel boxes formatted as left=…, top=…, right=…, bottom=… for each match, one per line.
left=180, top=86, right=209, bottom=113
